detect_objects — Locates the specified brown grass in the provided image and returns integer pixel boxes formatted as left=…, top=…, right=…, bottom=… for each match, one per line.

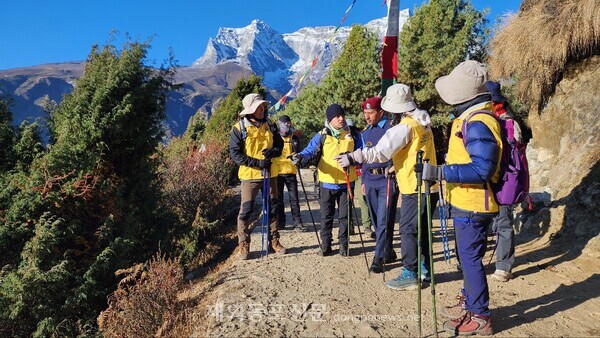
left=489, top=0, right=600, bottom=113
left=98, top=253, right=186, bottom=337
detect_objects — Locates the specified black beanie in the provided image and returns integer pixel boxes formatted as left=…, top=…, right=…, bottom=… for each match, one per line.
left=278, top=114, right=291, bottom=123
left=326, top=104, right=344, bottom=122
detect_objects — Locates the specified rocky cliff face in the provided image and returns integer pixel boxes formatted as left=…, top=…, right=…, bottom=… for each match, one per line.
left=522, top=55, right=600, bottom=256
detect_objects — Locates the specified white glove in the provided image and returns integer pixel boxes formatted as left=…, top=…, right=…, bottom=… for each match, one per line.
left=334, top=149, right=364, bottom=168
left=289, top=153, right=303, bottom=166
left=421, top=163, right=444, bottom=182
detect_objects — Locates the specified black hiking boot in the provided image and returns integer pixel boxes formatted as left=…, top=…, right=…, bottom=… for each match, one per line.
left=383, top=250, right=398, bottom=264
left=339, top=242, right=349, bottom=257
left=370, top=257, right=384, bottom=274
left=320, top=242, right=333, bottom=256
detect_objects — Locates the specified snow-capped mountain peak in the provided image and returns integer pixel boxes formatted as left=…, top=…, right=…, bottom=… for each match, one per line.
left=193, top=9, right=410, bottom=94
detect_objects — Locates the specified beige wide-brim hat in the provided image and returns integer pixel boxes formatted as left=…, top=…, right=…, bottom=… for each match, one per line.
left=381, top=83, right=417, bottom=113
left=435, top=60, right=489, bottom=105
left=239, top=93, right=270, bottom=116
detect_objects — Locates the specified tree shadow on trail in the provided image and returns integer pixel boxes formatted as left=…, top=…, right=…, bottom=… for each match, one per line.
left=510, top=160, right=600, bottom=279
left=489, top=161, right=600, bottom=334
left=493, top=273, right=600, bottom=334
left=285, top=243, right=320, bottom=254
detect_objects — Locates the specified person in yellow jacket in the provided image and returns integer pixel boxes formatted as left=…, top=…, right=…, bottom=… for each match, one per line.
left=272, top=115, right=304, bottom=231
left=229, top=93, right=287, bottom=260
left=335, top=84, right=437, bottom=289
left=290, top=104, right=362, bottom=256
left=420, top=60, right=502, bottom=336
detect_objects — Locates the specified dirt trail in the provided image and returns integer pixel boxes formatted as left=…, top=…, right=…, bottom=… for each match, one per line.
left=186, top=169, right=600, bottom=337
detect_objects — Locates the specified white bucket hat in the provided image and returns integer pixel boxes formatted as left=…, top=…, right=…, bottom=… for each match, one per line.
left=381, top=83, right=417, bottom=113
left=239, top=93, right=270, bottom=116
left=435, top=60, right=489, bottom=105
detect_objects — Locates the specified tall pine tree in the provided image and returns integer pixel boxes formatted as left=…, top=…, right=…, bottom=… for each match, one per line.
left=0, top=39, right=175, bottom=336
left=203, top=75, right=266, bottom=144
left=398, top=0, right=488, bottom=120
left=397, top=0, right=487, bottom=159
left=0, top=97, right=16, bottom=173
left=283, top=25, right=380, bottom=137
left=13, top=121, right=44, bottom=172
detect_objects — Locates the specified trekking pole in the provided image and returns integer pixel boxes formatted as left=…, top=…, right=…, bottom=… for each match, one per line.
left=415, top=150, right=424, bottom=338
left=382, top=176, right=391, bottom=282
left=344, top=165, right=371, bottom=276
left=265, top=168, right=271, bottom=258
left=261, top=168, right=269, bottom=258
left=488, top=233, right=499, bottom=266
left=382, top=171, right=396, bottom=281
left=349, top=186, right=372, bottom=277
left=343, top=166, right=352, bottom=256
left=424, top=159, right=439, bottom=338
left=438, top=182, right=451, bottom=263
left=294, top=163, right=322, bottom=251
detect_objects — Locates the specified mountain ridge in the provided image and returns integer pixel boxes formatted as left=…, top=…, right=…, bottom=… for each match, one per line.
left=0, top=9, right=410, bottom=136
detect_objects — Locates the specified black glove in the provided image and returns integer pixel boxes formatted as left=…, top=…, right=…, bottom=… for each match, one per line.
left=262, top=148, right=277, bottom=159
left=414, top=163, right=423, bottom=173
left=248, top=157, right=271, bottom=169
left=258, top=158, right=272, bottom=169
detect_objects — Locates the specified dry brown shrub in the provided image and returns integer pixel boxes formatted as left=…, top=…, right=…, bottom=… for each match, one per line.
left=98, top=253, right=186, bottom=337
left=161, top=139, right=234, bottom=231
left=489, top=0, right=600, bottom=113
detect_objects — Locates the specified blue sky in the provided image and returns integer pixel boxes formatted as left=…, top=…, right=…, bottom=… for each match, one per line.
left=0, top=0, right=522, bottom=70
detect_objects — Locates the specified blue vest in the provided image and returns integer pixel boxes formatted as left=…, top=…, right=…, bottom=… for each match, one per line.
left=361, top=118, right=392, bottom=188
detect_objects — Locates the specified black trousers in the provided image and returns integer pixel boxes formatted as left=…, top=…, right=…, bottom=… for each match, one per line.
left=319, top=185, right=350, bottom=245
left=277, top=174, right=302, bottom=226
left=399, top=192, right=439, bottom=272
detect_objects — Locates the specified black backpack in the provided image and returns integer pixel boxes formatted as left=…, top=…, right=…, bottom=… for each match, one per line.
left=238, top=117, right=277, bottom=141
left=307, top=126, right=359, bottom=167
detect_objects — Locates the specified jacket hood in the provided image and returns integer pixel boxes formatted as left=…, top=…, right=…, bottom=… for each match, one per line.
left=405, top=108, right=432, bottom=128
left=451, top=94, right=492, bottom=118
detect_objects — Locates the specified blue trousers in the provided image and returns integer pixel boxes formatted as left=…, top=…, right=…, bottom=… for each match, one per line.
left=365, top=184, right=390, bottom=259
left=455, top=215, right=494, bottom=317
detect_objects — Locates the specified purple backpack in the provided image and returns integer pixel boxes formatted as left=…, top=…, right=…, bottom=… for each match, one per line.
left=462, top=111, right=530, bottom=205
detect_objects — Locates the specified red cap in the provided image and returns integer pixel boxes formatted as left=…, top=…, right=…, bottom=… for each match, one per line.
left=361, top=97, right=382, bottom=110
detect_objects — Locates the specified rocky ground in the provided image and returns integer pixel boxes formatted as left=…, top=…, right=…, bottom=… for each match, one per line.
left=183, top=169, right=600, bottom=337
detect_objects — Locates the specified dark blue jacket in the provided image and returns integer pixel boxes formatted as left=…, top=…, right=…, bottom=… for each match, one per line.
left=361, top=118, right=392, bottom=188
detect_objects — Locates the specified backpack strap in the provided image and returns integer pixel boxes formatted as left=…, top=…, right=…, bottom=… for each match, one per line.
left=239, top=117, right=276, bottom=141
left=265, top=117, right=277, bottom=134
left=460, top=110, right=497, bottom=146
left=348, top=125, right=359, bottom=141
left=459, top=110, right=498, bottom=211
left=313, top=128, right=330, bottom=162
left=239, top=118, right=248, bottom=141
left=503, top=118, right=515, bottom=143
left=319, top=127, right=330, bottom=149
